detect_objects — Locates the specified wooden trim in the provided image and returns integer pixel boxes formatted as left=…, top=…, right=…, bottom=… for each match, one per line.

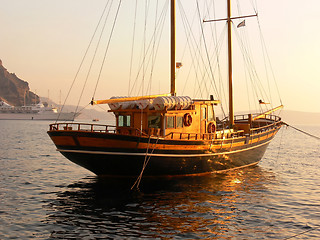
left=57, top=138, right=273, bottom=157
left=253, top=105, right=284, bottom=120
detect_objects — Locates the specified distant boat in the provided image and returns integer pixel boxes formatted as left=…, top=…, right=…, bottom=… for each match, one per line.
left=0, top=100, right=80, bottom=121
left=48, top=0, right=283, bottom=177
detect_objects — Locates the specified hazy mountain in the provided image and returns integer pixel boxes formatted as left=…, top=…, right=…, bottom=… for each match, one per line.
left=280, top=110, right=320, bottom=126
left=39, top=96, right=113, bottom=121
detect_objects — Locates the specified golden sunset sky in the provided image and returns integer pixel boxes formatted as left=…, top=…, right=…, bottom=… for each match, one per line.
left=1, top=0, right=319, bottom=113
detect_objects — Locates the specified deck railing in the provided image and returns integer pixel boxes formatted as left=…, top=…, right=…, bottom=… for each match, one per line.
left=49, top=122, right=149, bottom=137
left=49, top=123, right=117, bottom=134
left=49, top=116, right=282, bottom=140
left=164, top=129, right=246, bottom=140
left=233, top=114, right=281, bottom=122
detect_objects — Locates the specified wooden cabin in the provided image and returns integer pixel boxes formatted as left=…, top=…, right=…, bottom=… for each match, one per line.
left=109, top=97, right=220, bottom=140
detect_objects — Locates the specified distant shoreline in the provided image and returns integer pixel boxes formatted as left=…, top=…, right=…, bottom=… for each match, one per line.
left=280, top=110, right=320, bottom=125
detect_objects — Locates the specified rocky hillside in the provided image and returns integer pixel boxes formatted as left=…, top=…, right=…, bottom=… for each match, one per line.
left=0, top=59, right=39, bottom=106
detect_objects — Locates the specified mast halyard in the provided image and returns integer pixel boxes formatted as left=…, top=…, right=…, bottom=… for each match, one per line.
left=227, top=0, right=234, bottom=127
left=170, top=0, right=176, bottom=96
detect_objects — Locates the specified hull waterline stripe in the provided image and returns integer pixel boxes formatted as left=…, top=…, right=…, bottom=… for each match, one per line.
left=57, top=138, right=272, bottom=157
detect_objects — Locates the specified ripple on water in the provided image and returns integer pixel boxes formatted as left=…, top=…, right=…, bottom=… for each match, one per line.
left=0, top=122, right=320, bottom=239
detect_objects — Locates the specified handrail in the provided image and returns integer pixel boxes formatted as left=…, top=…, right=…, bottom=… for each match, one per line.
left=164, top=129, right=246, bottom=140
left=250, top=120, right=282, bottom=135
left=49, top=116, right=282, bottom=139
left=49, top=122, right=116, bottom=133
left=49, top=122, right=151, bottom=137
left=233, top=113, right=281, bottom=122
left=252, top=105, right=284, bottom=121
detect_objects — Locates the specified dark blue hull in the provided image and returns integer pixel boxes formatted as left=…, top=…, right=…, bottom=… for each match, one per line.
left=59, top=141, right=270, bottom=176
left=48, top=128, right=278, bottom=177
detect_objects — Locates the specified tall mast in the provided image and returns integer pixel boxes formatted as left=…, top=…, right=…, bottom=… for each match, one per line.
left=227, top=0, right=234, bottom=126
left=170, top=0, right=176, bottom=96
left=203, top=0, right=257, bottom=127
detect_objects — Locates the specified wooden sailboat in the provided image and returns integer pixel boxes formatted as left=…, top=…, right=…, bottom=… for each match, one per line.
left=48, top=0, right=283, bottom=177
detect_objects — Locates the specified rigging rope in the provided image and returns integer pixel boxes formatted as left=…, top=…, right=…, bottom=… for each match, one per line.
left=92, top=0, right=123, bottom=99
left=283, top=225, right=320, bottom=240
left=75, top=0, right=113, bottom=115
left=131, top=136, right=160, bottom=190
left=196, top=0, right=222, bottom=100
left=54, top=1, right=111, bottom=124
left=177, top=1, right=204, bottom=98
left=178, top=0, right=225, bottom=103
left=208, top=16, right=228, bottom=118
left=283, top=122, right=320, bottom=141
left=276, top=124, right=285, bottom=161
left=73, top=103, right=91, bottom=119
left=146, top=0, right=159, bottom=95
left=256, top=12, right=283, bottom=106
left=128, top=0, right=138, bottom=95
left=128, top=1, right=168, bottom=96
left=233, top=22, right=271, bottom=112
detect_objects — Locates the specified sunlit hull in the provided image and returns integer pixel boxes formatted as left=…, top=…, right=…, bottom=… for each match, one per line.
left=48, top=124, right=280, bottom=177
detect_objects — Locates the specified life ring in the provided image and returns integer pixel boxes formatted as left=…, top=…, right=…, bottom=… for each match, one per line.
left=207, top=122, right=216, bottom=133
left=183, top=113, right=192, bottom=127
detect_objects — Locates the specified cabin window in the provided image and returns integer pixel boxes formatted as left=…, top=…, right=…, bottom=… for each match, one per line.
left=201, top=107, right=207, bottom=120
left=166, top=116, right=174, bottom=128
left=176, top=116, right=183, bottom=128
left=208, top=105, right=215, bottom=121
left=118, top=115, right=131, bottom=127
left=148, top=115, right=161, bottom=128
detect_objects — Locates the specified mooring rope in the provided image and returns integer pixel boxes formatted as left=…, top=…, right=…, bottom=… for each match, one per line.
left=283, top=224, right=320, bottom=239
left=131, top=136, right=160, bottom=190
left=276, top=124, right=285, bottom=161
left=282, top=122, right=320, bottom=141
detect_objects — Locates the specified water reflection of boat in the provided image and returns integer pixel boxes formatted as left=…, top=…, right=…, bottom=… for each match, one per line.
left=44, top=167, right=276, bottom=238
left=48, top=0, right=283, bottom=177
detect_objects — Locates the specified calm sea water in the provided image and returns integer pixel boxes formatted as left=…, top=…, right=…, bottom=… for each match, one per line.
left=0, top=120, right=319, bottom=239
